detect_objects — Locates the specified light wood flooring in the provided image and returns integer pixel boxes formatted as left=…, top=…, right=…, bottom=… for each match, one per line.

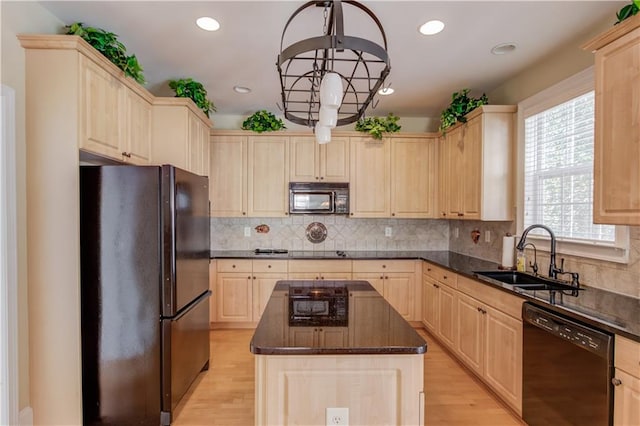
left=173, top=328, right=525, bottom=426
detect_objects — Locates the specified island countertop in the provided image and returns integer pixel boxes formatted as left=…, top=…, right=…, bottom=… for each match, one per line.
left=250, top=280, right=427, bottom=355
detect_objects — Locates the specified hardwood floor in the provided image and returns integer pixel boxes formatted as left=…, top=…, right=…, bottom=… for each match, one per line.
left=173, top=328, right=524, bottom=425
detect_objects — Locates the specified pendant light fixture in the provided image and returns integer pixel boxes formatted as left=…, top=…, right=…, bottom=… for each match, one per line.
left=277, top=0, right=391, bottom=131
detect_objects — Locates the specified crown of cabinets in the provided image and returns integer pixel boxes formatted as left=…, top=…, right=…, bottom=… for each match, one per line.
left=438, top=105, right=516, bottom=221
left=19, top=35, right=211, bottom=175
left=583, top=14, right=640, bottom=226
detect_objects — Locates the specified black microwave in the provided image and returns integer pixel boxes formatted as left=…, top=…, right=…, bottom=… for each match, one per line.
left=289, top=182, right=349, bottom=215
left=288, top=286, right=348, bottom=326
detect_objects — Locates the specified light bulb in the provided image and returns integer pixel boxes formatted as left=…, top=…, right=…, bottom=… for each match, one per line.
left=319, top=106, right=338, bottom=128
left=315, top=123, right=331, bottom=144
left=320, top=72, right=343, bottom=109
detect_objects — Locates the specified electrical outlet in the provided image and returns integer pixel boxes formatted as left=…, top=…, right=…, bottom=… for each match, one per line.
left=385, top=227, right=392, bottom=237
left=454, top=227, right=459, bottom=238
left=485, top=230, right=491, bottom=243
left=244, top=226, right=251, bottom=237
left=326, top=407, right=349, bottom=426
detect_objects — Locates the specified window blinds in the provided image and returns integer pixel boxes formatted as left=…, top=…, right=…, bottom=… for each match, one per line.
left=523, top=91, right=615, bottom=243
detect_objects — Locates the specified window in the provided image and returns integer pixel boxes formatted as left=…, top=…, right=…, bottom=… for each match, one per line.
left=518, top=67, right=628, bottom=263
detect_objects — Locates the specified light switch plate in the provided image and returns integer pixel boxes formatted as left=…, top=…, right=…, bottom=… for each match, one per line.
left=385, top=227, right=392, bottom=237
left=244, top=226, right=251, bottom=237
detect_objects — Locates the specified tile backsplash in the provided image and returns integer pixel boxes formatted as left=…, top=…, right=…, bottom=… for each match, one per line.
left=210, top=216, right=639, bottom=299
left=210, top=216, right=449, bottom=252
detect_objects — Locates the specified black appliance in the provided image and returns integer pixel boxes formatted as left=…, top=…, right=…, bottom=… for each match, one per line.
left=522, top=302, right=614, bottom=426
left=80, top=165, right=211, bottom=425
left=289, top=182, right=349, bottom=215
left=288, top=286, right=348, bottom=326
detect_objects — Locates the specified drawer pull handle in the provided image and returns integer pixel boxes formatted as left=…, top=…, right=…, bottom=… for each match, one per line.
left=612, top=378, right=622, bottom=386
left=232, top=265, right=236, bottom=268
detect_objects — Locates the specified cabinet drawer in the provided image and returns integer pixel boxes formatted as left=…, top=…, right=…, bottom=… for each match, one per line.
left=457, top=275, right=523, bottom=320
left=352, top=260, right=416, bottom=273
left=423, top=262, right=457, bottom=288
left=288, top=260, right=352, bottom=273
left=616, top=335, right=640, bottom=377
left=252, top=259, right=288, bottom=274
left=217, top=259, right=252, bottom=273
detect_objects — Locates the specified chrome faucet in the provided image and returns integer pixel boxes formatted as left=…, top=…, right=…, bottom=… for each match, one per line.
left=516, top=224, right=562, bottom=279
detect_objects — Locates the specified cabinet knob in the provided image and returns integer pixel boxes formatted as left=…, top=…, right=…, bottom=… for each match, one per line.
left=433, top=284, right=439, bottom=288
left=253, top=276, right=256, bottom=279
left=380, top=276, right=384, bottom=279
left=457, top=213, right=464, bottom=217
left=284, top=212, right=288, bottom=215
left=392, top=213, right=395, bottom=216
left=350, top=212, right=354, bottom=216
left=247, top=276, right=251, bottom=279
left=315, top=177, right=319, bottom=180
left=242, top=212, right=246, bottom=216
left=320, top=176, right=324, bottom=180
left=320, top=276, right=324, bottom=280
left=385, top=276, right=388, bottom=279
left=268, top=265, right=272, bottom=268
left=232, top=264, right=236, bottom=268
left=382, top=265, right=386, bottom=268
left=612, top=378, right=622, bottom=386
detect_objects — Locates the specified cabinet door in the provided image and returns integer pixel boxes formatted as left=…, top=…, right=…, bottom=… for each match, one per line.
left=248, top=136, right=289, bottom=217
left=349, top=137, right=390, bottom=217
left=289, top=327, right=316, bottom=347
left=318, top=327, right=348, bottom=347
left=200, top=123, right=210, bottom=177
left=592, top=27, right=640, bottom=225
left=348, top=291, right=390, bottom=347
left=320, top=136, right=350, bottom=182
left=390, top=137, right=437, bottom=218
left=456, top=293, right=484, bottom=375
left=80, top=56, right=124, bottom=159
left=613, top=369, right=640, bottom=426
left=484, top=306, right=522, bottom=413
left=384, top=273, right=415, bottom=321
left=216, top=273, right=253, bottom=322
left=352, top=272, right=384, bottom=295
left=421, top=274, right=439, bottom=333
left=461, top=117, right=482, bottom=219
left=289, top=136, right=317, bottom=182
left=437, top=283, right=457, bottom=349
left=124, top=89, right=152, bottom=164
left=437, top=135, right=449, bottom=218
left=188, top=113, right=202, bottom=175
left=210, top=135, right=247, bottom=216
left=252, top=274, right=282, bottom=321
left=445, top=127, right=464, bottom=217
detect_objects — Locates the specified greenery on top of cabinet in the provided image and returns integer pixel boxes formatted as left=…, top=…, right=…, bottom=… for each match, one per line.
left=241, top=110, right=286, bottom=132
left=615, top=0, right=639, bottom=24
left=439, top=89, right=488, bottom=132
left=65, top=22, right=145, bottom=84
left=355, top=113, right=401, bottom=140
left=169, top=78, right=216, bottom=118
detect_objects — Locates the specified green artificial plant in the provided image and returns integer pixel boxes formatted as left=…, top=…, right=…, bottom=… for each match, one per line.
left=65, top=22, right=145, bottom=84
left=241, top=110, right=286, bottom=133
left=439, top=89, right=488, bottom=132
left=168, top=78, right=216, bottom=118
left=615, top=0, right=640, bottom=24
left=355, top=113, right=401, bottom=140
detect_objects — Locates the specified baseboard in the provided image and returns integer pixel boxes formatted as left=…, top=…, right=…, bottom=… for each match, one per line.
left=19, top=406, right=33, bottom=426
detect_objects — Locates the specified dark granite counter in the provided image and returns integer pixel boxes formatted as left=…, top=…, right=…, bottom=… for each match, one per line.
left=212, top=250, right=639, bottom=342
left=250, top=280, right=427, bottom=355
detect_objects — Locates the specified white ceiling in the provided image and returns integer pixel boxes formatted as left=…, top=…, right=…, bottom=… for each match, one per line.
left=40, top=1, right=625, bottom=122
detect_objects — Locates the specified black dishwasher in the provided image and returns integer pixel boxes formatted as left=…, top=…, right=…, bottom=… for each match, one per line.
left=522, top=302, right=614, bottom=426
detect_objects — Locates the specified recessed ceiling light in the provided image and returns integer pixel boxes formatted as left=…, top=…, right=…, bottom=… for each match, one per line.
left=419, top=20, right=445, bottom=36
left=233, top=85, right=251, bottom=94
left=491, top=43, right=517, bottom=55
left=378, top=87, right=394, bottom=96
left=196, top=17, right=220, bottom=32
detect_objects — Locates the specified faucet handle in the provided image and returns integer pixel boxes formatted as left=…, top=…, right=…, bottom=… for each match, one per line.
left=558, top=258, right=565, bottom=273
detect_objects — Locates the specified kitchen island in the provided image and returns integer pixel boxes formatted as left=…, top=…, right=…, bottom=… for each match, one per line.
left=250, top=280, right=427, bottom=425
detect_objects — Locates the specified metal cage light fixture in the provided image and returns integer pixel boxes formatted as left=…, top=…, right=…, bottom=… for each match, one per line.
left=277, top=0, right=391, bottom=129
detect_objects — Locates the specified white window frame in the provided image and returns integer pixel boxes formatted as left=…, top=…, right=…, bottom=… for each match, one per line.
left=1, top=85, right=19, bottom=425
left=516, top=67, right=629, bottom=264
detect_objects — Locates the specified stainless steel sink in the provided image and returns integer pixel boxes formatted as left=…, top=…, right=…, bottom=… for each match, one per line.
left=473, top=270, right=576, bottom=291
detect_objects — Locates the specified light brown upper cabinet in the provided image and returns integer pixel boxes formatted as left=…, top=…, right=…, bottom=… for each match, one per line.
left=583, top=14, right=640, bottom=226
left=210, top=134, right=247, bottom=217
left=438, top=106, right=516, bottom=221
left=289, top=136, right=350, bottom=182
left=350, top=135, right=438, bottom=218
left=209, top=132, right=289, bottom=217
left=390, top=136, right=438, bottom=218
left=152, top=98, right=211, bottom=176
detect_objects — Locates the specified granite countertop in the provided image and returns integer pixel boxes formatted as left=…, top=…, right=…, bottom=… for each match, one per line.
left=250, top=280, right=428, bottom=355
left=212, top=250, right=640, bottom=342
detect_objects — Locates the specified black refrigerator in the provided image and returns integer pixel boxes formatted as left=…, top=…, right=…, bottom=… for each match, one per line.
left=80, top=165, right=211, bottom=426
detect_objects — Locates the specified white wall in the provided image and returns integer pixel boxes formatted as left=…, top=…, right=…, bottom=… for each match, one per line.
left=0, top=0, right=64, bottom=416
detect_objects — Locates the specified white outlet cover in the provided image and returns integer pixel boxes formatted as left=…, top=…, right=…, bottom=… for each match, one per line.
left=485, top=230, right=491, bottom=242
left=244, top=226, right=251, bottom=237
left=385, top=227, right=392, bottom=237
left=326, top=407, right=349, bottom=426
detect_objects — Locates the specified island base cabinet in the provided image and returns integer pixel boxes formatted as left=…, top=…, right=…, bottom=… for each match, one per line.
left=255, top=354, right=424, bottom=425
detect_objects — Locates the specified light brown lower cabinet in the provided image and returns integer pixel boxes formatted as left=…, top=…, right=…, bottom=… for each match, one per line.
left=613, top=335, right=640, bottom=425
left=288, top=326, right=348, bottom=347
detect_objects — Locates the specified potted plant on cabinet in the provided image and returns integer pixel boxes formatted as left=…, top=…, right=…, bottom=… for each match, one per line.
left=439, top=89, right=488, bottom=132
left=168, top=78, right=216, bottom=118
left=241, top=110, right=286, bottom=132
left=355, top=113, right=401, bottom=140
